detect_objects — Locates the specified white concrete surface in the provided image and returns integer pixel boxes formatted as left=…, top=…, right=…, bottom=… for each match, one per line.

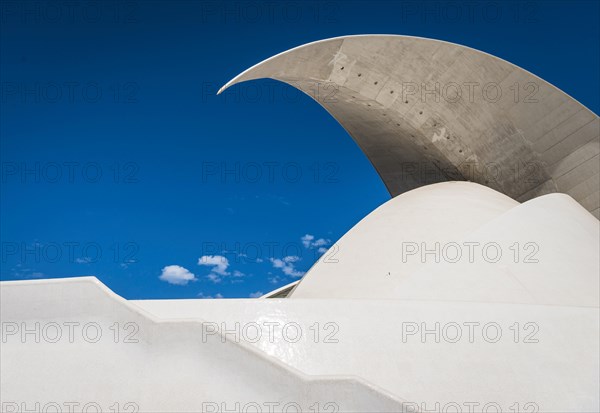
left=135, top=296, right=599, bottom=412
left=0, top=277, right=408, bottom=413
left=2, top=183, right=598, bottom=412
left=291, top=182, right=600, bottom=305
left=219, top=35, right=600, bottom=218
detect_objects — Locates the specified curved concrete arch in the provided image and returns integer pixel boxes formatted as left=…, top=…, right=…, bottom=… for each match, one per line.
left=219, top=35, right=600, bottom=217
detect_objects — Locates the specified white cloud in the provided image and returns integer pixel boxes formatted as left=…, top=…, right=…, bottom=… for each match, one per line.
left=270, top=255, right=305, bottom=278
left=312, top=238, right=329, bottom=247
left=268, top=275, right=282, bottom=284
left=120, top=259, right=136, bottom=269
left=159, top=265, right=197, bottom=286
left=206, top=273, right=222, bottom=284
left=301, top=234, right=315, bottom=248
left=197, top=292, right=224, bottom=299
left=238, top=252, right=263, bottom=264
left=301, top=234, right=331, bottom=250
left=198, top=255, right=230, bottom=275
left=198, top=255, right=247, bottom=284
left=10, top=266, right=45, bottom=279
left=249, top=291, right=263, bottom=298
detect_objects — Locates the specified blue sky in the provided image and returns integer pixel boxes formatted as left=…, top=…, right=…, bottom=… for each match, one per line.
left=1, top=1, right=598, bottom=299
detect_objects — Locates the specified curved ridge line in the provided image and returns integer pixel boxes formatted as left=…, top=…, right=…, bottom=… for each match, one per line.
left=217, top=34, right=598, bottom=116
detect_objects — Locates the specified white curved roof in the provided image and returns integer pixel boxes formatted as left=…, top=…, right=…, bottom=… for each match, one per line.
left=290, top=181, right=599, bottom=307
left=220, top=35, right=600, bottom=217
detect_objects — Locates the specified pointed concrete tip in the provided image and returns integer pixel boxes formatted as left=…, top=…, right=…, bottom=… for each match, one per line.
left=217, top=79, right=236, bottom=95
left=217, top=77, right=237, bottom=95
left=217, top=73, right=243, bottom=95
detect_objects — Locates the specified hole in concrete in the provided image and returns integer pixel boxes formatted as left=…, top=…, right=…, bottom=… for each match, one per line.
left=340, top=67, right=344, bottom=70
left=382, top=113, right=386, bottom=116
left=446, top=136, right=450, bottom=140
left=374, top=81, right=378, bottom=85
left=419, top=111, right=423, bottom=115
left=459, top=149, right=463, bottom=153
left=405, top=100, right=408, bottom=104
left=396, top=123, right=400, bottom=126
left=390, top=90, right=394, bottom=94
left=358, top=73, right=362, bottom=77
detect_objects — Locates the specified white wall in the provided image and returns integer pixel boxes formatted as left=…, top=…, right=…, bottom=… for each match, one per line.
left=0, top=277, right=408, bottom=413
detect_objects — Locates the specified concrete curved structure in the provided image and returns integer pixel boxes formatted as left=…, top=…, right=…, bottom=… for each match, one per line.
left=290, top=182, right=599, bottom=304
left=219, top=35, right=600, bottom=217
left=2, top=36, right=599, bottom=413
